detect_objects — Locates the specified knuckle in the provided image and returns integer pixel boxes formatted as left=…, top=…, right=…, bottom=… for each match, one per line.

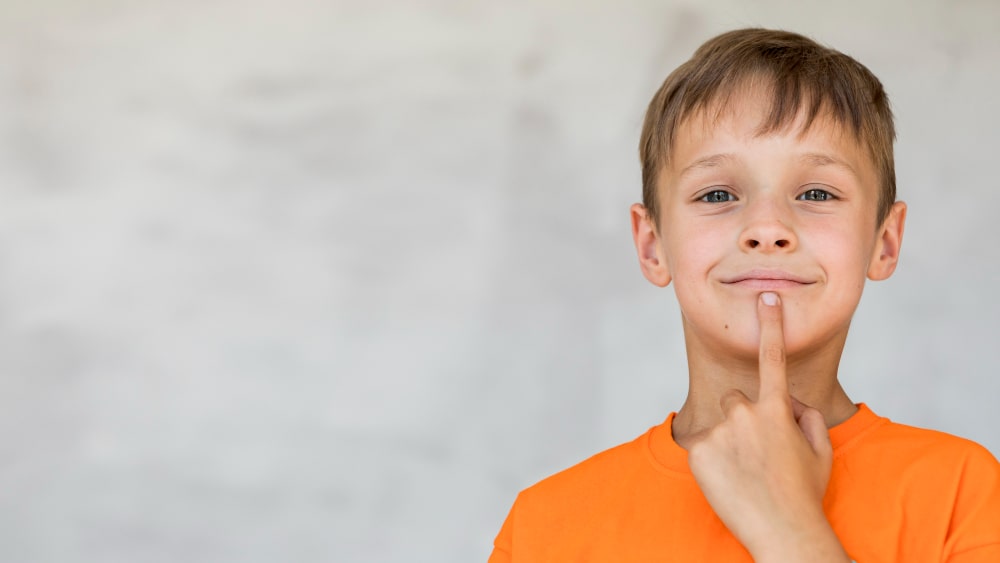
left=719, top=390, right=747, bottom=412
left=764, top=343, right=785, bottom=363
left=686, top=438, right=714, bottom=466
left=731, top=399, right=750, bottom=414
left=687, top=440, right=706, bottom=460
left=724, top=399, right=752, bottom=420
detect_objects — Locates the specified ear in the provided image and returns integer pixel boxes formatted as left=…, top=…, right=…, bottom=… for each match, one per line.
left=630, top=203, right=672, bottom=287
left=867, top=201, right=907, bottom=281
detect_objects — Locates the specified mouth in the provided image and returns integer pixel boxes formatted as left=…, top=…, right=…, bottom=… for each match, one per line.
left=720, top=269, right=816, bottom=290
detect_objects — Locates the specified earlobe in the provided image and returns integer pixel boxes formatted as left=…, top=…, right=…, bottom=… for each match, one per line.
left=630, top=203, right=672, bottom=287
left=867, top=201, right=907, bottom=281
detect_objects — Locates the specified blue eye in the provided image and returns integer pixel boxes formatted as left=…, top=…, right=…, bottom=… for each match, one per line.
left=700, top=190, right=736, bottom=203
left=798, top=188, right=835, bottom=201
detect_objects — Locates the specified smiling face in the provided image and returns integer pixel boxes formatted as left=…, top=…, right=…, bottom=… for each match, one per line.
left=632, top=92, right=906, bottom=362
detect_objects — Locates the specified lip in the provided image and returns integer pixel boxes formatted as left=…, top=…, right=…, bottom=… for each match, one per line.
left=720, top=269, right=816, bottom=289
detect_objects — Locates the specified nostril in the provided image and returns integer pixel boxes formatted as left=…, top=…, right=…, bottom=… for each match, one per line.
left=776, top=240, right=787, bottom=248
left=747, top=240, right=759, bottom=248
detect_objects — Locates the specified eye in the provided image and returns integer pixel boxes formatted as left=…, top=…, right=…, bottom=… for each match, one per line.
left=797, top=188, right=835, bottom=202
left=700, top=190, right=737, bottom=203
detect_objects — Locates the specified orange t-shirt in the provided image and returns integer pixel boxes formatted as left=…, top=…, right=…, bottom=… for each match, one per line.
left=489, top=403, right=1000, bottom=562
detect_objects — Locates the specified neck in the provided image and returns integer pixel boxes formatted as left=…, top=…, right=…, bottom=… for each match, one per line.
left=671, top=319, right=858, bottom=450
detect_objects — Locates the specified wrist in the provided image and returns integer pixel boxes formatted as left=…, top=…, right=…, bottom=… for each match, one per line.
left=748, top=513, right=849, bottom=563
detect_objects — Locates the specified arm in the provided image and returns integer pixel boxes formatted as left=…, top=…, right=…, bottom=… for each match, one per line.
left=685, top=292, right=850, bottom=563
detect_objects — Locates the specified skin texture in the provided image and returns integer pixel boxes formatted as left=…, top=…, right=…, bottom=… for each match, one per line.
left=630, top=93, right=907, bottom=561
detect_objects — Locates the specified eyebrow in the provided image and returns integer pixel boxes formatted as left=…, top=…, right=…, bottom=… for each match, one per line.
left=676, top=151, right=860, bottom=180
left=798, top=152, right=859, bottom=178
left=677, top=153, right=737, bottom=180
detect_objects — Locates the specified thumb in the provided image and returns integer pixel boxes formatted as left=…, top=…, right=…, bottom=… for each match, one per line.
left=797, top=407, right=833, bottom=461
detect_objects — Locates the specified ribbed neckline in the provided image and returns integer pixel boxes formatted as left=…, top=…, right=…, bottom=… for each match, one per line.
left=645, top=402, right=886, bottom=476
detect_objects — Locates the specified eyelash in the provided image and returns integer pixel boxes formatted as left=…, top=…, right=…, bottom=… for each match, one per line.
left=700, top=190, right=736, bottom=203
left=698, top=188, right=836, bottom=203
left=798, top=188, right=835, bottom=201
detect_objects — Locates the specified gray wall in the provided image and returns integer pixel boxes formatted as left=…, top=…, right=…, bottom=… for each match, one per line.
left=2, top=1, right=998, bottom=561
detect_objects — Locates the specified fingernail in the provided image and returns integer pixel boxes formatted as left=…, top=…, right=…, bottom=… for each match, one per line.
left=761, top=292, right=779, bottom=306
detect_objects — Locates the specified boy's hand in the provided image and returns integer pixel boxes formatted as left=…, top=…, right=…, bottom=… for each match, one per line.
left=686, top=292, right=850, bottom=562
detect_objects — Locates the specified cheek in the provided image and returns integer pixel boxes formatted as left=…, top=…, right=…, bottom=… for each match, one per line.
left=666, top=222, right=729, bottom=272
left=668, top=245, right=716, bottom=298
left=808, top=221, right=871, bottom=274
left=795, top=228, right=871, bottom=324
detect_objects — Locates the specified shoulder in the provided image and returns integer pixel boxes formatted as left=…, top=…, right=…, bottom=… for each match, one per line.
left=491, top=428, right=666, bottom=558
left=859, top=417, right=999, bottom=469
left=867, top=421, right=1000, bottom=556
left=843, top=416, right=1000, bottom=501
left=829, top=415, right=1000, bottom=558
left=515, top=429, right=651, bottom=513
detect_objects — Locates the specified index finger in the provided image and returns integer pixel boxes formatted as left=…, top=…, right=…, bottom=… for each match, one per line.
left=757, top=292, right=787, bottom=399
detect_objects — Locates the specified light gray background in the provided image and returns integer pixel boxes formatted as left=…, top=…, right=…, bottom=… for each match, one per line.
left=1, top=1, right=998, bottom=562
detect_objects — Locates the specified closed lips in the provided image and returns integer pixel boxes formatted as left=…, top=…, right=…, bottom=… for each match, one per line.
left=721, top=270, right=816, bottom=284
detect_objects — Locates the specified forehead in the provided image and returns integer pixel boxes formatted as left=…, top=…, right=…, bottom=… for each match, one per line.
left=666, top=92, right=875, bottom=183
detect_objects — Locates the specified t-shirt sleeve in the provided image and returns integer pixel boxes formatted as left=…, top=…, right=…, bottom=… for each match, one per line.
left=945, top=443, right=1000, bottom=561
left=487, top=499, right=515, bottom=563
left=948, top=544, right=1000, bottom=563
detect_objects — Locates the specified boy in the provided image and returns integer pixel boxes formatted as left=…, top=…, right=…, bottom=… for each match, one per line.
left=488, top=28, right=1000, bottom=562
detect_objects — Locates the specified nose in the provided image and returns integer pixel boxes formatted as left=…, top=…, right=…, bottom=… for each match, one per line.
left=739, top=202, right=797, bottom=253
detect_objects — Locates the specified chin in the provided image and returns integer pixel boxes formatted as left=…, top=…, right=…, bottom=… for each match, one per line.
left=710, top=315, right=816, bottom=359
left=728, top=326, right=766, bottom=359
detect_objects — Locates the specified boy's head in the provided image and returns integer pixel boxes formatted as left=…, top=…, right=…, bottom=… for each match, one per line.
left=630, top=28, right=907, bottom=361
left=639, top=28, right=896, bottom=230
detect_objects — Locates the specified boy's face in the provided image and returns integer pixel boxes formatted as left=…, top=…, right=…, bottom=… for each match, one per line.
left=633, top=93, right=906, bottom=361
